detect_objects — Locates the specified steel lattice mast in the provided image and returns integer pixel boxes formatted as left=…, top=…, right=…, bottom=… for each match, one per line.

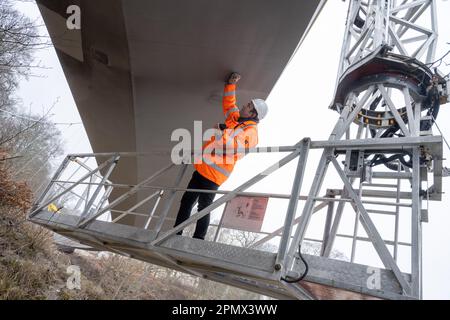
left=289, top=0, right=447, bottom=299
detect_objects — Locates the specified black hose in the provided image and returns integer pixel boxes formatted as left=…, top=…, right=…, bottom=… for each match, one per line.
left=421, top=85, right=440, bottom=131
left=354, top=9, right=366, bottom=29
left=281, top=244, right=309, bottom=283
left=370, top=152, right=412, bottom=168
left=369, top=125, right=412, bottom=170
left=369, top=84, right=440, bottom=171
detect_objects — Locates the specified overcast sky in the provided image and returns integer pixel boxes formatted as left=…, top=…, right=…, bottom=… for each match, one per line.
left=14, top=0, right=450, bottom=299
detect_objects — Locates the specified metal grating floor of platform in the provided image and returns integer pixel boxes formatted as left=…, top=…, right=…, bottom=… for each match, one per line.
left=30, top=210, right=412, bottom=300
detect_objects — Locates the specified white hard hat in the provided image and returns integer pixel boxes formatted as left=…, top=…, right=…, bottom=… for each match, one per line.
left=251, top=99, right=268, bottom=120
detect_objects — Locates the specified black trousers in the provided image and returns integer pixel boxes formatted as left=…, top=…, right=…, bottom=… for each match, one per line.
left=174, top=171, right=219, bottom=240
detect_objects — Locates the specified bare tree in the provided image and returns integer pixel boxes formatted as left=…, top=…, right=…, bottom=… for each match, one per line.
left=0, top=0, right=62, bottom=195
left=0, top=107, right=63, bottom=192
left=0, top=0, right=50, bottom=96
left=222, top=229, right=259, bottom=247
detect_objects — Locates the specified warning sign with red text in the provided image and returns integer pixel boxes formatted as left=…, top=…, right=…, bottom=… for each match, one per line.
left=221, top=196, right=269, bottom=232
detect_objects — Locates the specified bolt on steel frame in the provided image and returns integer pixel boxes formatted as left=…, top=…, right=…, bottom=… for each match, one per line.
left=28, top=0, right=447, bottom=299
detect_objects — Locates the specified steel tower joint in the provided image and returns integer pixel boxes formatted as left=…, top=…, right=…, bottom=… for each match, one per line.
left=338, top=0, right=439, bottom=75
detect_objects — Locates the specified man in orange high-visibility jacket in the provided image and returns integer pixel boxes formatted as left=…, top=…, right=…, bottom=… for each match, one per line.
left=173, top=72, right=269, bottom=240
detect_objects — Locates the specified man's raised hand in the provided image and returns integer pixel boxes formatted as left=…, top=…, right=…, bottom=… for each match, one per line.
left=227, top=72, right=241, bottom=84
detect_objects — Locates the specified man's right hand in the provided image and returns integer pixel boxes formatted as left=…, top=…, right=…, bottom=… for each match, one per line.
left=227, top=72, right=241, bottom=84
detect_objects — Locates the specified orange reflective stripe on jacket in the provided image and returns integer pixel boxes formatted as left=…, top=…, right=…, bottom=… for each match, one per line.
left=223, top=84, right=240, bottom=128
left=195, top=84, right=258, bottom=185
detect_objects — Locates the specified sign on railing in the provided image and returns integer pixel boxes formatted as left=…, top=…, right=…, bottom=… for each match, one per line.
left=221, top=196, right=269, bottom=233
